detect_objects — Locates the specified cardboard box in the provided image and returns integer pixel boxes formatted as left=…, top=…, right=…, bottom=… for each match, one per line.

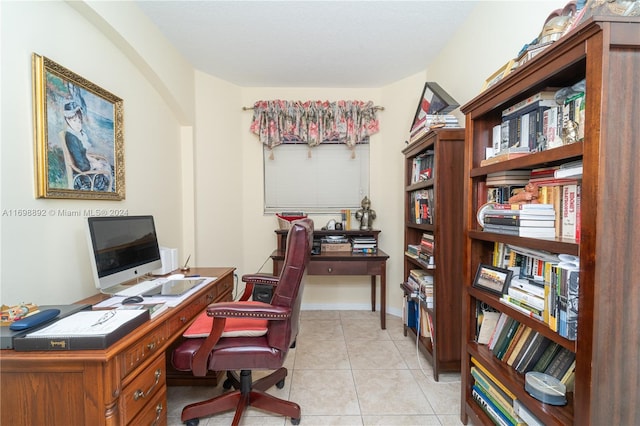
left=321, top=243, right=352, bottom=252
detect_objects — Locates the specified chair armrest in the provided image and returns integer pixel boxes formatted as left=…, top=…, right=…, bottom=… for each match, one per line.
left=207, top=301, right=291, bottom=320
left=238, top=273, right=279, bottom=301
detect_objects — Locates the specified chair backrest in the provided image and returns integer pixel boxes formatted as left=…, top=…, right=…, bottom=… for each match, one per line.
left=268, top=218, right=313, bottom=352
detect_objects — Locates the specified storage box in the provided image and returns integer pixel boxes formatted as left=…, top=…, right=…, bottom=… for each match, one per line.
left=321, top=243, right=352, bottom=252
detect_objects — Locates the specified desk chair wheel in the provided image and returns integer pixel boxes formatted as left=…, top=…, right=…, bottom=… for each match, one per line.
left=291, top=417, right=301, bottom=425
left=185, top=419, right=199, bottom=426
left=276, top=378, right=285, bottom=389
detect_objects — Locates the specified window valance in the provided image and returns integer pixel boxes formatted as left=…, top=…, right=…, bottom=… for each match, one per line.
left=249, top=100, right=380, bottom=149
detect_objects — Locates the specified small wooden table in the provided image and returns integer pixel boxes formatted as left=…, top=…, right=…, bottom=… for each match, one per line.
left=271, top=229, right=389, bottom=329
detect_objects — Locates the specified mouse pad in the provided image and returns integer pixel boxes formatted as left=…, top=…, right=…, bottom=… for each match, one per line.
left=142, top=278, right=205, bottom=297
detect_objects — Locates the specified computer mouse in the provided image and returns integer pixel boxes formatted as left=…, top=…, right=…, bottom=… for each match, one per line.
left=122, top=295, right=144, bottom=304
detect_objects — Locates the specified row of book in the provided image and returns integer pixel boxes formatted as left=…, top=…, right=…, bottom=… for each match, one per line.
left=470, top=356, right=544, bottom=426
left=477, top=310, right=576, bottom=387
left=482, top=85, right=585, bottom=166
left=409, top=189, right=434, bottom=225
left=492, top=243, right=580, bottom=340
left=403, top=296, right=433, bottom=339
left=410, top=150, right=434, bottom=184
left=481, top=203, right=557, bottom=239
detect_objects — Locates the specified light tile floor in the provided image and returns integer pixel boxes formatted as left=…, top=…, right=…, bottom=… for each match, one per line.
left=167, top=310, right=464, bottom=426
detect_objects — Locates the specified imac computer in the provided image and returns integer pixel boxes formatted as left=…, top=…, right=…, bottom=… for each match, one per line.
left=86, top=215, right=162, bottom=294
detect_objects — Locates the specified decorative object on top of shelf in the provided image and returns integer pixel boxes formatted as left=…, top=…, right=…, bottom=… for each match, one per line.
left=355, top=196, right=376, bottom=231
left=410, top=82, right=459, bottom=132
left=472, top=264, right=513, bottom=296
left=33, top=53, right=124, bottom=200
left=525, top=371, right=568, bottom=405
left=248, top=100, right=381, bottom=153
left=579, top=0, right=640, bottom=22
left=508, top=182, right=540, bottom=204
left=476, top=202, right=497, bottom=228
left=481, top=60, right=515, bottom=92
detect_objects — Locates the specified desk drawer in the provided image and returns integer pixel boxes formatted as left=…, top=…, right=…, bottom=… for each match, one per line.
left=121, top=324, right=168, bottom=377
left=127, top=381, right=167, bottom=426
left=122, top=353, right=166, bottom=424
left=307, top=261, right=368, bottom=275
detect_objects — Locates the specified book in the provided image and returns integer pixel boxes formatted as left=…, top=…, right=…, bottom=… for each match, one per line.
left=117, top=302, right=169, bottom=319
left=470, top=356, right=517, bottom=400
left=500, top=322, right=527, bottom=362
left=506, top=326, right=533, bottom=366
left=483, top=215, right=555, bottom=227
left=532, top=341, right=560, bottom=373
left=472, top=385, right=514, bottom=426
left=509, top=277, right=545, bottom=298
left=477, top=311, right=500, bottom=344
left=555, top=160, right=583, bottom=178
left=488, top=313, right=509, bottom=351
left=13, top=309, right=150, bottom=351
left=516, top=334, right=550, bottom=374
left=493, top=318, right=521, bottom=359
left=471, top=369, right=521, bottom=424
left=544, top=347, right=576, bottom=379
left=488, top=203, right=555, bottom=211
left=502, top=90, right=558, bottom=117
left=513, top=399, right=544, bottom=426
left=507, top=286, right=545, bottom=311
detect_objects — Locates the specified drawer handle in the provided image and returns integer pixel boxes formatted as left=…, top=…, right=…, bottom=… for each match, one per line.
left=133, top=369, right=162, bottom=401
left=180, top=316, right=188, bottom=323
left=206, top=294, right=214, bottom=301
left=151, top=402, right=163, bottom=426
left=146, top=342, right=156, bottom=351
left=327, top=267, right=333, bottom=273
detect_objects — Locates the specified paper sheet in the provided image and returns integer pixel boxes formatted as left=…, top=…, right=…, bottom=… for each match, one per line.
left=25, top=310, right=148, bottom=337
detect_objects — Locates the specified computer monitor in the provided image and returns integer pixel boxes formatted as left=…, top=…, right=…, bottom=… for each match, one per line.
left=86, top=215, right=162, bottom=293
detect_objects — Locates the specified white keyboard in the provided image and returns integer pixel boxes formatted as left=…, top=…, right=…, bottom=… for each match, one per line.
left=115, top=278, right=166, bottom=297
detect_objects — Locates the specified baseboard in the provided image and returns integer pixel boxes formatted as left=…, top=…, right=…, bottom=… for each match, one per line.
left=300, top=303, right=402, bottom=318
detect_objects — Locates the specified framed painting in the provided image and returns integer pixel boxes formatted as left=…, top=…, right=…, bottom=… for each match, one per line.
left=472, top=264, right=513, bottom=296
left=32, top=53, right=124, bottom=200
left=410, top=82, right=459, bottom=131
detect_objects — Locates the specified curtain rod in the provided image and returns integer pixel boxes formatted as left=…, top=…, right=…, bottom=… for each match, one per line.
left=242, top=105, right=384, bottom=111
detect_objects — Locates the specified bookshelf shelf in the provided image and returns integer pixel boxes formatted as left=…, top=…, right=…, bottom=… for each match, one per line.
left=401, top=127, right=465, bottom=381
left=460, top=16, right=640, bottom=426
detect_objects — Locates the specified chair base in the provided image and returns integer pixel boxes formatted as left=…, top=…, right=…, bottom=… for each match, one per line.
left=181, top=368, right=301, bottom=426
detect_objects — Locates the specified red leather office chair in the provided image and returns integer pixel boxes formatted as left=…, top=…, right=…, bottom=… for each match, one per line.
left=172, top=218, right=313, bottom=426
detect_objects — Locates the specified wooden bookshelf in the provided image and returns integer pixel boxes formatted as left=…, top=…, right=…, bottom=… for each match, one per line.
left=401, top=128, right=465, bottom=381
left=460, top=16, right=640, bottom=426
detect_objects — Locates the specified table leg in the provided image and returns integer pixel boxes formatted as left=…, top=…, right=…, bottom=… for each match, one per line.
left=380, top=262, right=386, bottom=329
left=370, top=275, right=376, bottom=312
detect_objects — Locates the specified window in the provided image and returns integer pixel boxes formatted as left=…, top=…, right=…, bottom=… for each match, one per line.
left=264, top=143, right=369, bottom=213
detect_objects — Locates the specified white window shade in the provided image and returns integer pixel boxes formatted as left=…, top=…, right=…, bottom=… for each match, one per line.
left=264, top=143, right=369, bottom=213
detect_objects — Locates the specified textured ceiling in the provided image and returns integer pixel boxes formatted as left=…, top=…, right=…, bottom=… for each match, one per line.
left=135, top=1, right=477, bottom=88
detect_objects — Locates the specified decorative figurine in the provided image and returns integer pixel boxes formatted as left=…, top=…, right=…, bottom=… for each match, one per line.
left=355, top=196, right=377, bottom=230
left=508, top=182, right=540, bottom=204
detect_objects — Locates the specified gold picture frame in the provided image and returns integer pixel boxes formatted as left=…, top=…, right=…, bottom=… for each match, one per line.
left=482, top=59, right=515, bottom=92
left=33, top=53, right=124, bottom=200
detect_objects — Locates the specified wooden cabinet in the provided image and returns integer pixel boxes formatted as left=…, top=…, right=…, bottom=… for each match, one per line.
left=459, top=17, right=640, bottom=426
left=0, top=267, right=234, bottom=426
left=401, top=128, right=465, bottom=381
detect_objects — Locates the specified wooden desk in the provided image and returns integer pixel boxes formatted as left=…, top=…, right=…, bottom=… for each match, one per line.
left=0, top=267, right=234, bottom=426
left=271, top=229, right=389, bottom=329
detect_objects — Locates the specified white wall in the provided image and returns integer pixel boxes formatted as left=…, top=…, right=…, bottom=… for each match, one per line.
left=0, top=1, right=194, bottom=303
left=0, top=0, right=567, bottom=314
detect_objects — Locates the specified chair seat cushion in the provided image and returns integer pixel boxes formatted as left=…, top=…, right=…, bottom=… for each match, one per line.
left=183, top=301, right=269, bottom=338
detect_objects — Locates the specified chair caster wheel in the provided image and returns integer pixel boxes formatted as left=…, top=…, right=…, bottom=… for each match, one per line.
left=276, top=379, right=285, bottom=389
left=223, top=378, right=233, bottom=390
left=291, top=418, right=301, bottom=425
left=185, top=419, right=199, bottom=426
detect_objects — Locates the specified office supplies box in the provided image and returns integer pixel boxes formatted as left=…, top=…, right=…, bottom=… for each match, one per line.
left=0, top=304, right=91, bottom=349
left=13, top=309, right=150, bottom=351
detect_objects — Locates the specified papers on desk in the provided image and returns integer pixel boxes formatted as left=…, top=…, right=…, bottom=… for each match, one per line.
left=93, top=277, right=217, bottom=309
left=13, top=310, right=150, bottom=351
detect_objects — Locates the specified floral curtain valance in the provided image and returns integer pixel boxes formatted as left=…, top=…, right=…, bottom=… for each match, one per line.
left=249, top=100, right=380, bottom=149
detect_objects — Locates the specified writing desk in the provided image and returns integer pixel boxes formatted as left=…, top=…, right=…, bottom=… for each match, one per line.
left=271, top=229, right=389, bottom=329
left=0, top=267, right=234, bottom=426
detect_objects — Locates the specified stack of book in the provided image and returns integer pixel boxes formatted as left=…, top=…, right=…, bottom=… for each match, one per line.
left=486, top=170, right=531, bottom=204
left=351, top=236, right=377, bottom=253
left=482, top=203, right=556, bottom=239
left=409, top=115, right=460, bottom=143
left=407, top=269, right=434, bottom=308
left=410, top=150, right=434, bottom=183
left=419, top=233, right=434, bottom=266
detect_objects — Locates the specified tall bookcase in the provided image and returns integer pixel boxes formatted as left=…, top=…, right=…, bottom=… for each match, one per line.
left=460, top=17, right=640, bottom=425
left=401, top=128, right=465, bottom=381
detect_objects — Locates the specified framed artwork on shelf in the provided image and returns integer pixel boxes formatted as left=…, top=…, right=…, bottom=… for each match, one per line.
left=472, top=264, right=513, bottom=295
left=482, top=60, right=515, bottom=92
left=32, top=53, right=124, bottom=200
left=410, top=82, right=459, bottom=131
